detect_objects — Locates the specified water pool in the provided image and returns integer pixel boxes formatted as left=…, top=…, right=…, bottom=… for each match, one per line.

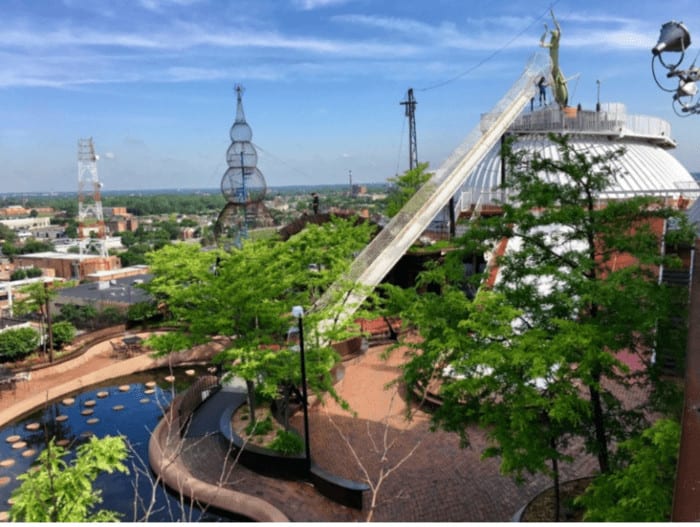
left=0, top=366, right=240, bottom=522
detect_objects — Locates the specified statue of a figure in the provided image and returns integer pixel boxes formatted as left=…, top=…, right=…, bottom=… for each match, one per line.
left=540, top=9, right=569, bottom=109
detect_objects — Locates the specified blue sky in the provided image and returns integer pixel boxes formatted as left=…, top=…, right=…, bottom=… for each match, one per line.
left=2, top=0, right=700, bottom=193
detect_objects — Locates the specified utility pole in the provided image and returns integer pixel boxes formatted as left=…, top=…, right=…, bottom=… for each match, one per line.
left=400, top=88, right=418, bottom=171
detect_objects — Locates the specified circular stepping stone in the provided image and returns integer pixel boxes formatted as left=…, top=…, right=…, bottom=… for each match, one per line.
left=56, top=439, right=70, bottom=447
left=11, top=441, right=26, bottom=450
left=86, top=418, right=99, bottom=425
left=83, top=400, right=96, bottom=407
left=0, top=459, right=15, bottom=468
left=0, top=478, right=10, bottom=488
left=80, top=409, right=94, bottom=416
left=80, top=431, right=94, bottom=438
left=24, top=422, right=40, bottom=431
left=145, top=381, right=156, bottom=388
left=112, top=405, right=125, bottom=411
left=185, top=369, right=195, bottom=376
left=5, top=436, right=20, bottom=444
left=0, top=510, right=9, bottom=521
left=62, top=398, right=75, bottom=406
left=118, top=385, right=130, bottom=392
left=5, top=498, right=13, bottom=506
left=144, top=388, right=155, bottom=395
left=55, top=415, right=68, bottom=423
left=21, top=449, right=36, bottom=458
left=139, top=398, right=150, bottom=404
left=97, top=391, right=109, bottom=399
left=164, top=375, right=175, bottom=382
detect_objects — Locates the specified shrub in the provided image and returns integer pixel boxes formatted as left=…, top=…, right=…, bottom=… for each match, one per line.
left=51, top=321, right=76, bottom=349
left=244, top=416, right=273, bottom=436
left=10, top=267, right=42, bottom=281
left=268, top=429, right=304, bottom=455
left=0, top=327, right=40, bottom=360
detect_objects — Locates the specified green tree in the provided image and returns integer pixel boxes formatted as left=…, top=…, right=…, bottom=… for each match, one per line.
left=388, top=135, right=689, bottom=516
left=576, top=419, right=680, bottom=521
left=0, top=223, right=16, bottom=243
left=10, top=435, right=128, bottom=522
left=14, top=282, right=60, bottom=361
left=146, top=216, right=375, bottom=423
left=0, top=326, right=40, bottom=359
left=385, top=162, right=432, bottom=218
left=20, top=238, right=53, bottom=254
left=51, top=321, right=76, bottom=349
left=57, top=304, right=98, bottom=330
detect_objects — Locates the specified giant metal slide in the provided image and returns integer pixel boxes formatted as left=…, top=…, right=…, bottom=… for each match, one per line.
left=318, top=54, right=551, bottom=327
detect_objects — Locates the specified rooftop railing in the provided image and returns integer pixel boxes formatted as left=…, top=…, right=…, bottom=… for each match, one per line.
left=505, top=104, right=674, bottom=146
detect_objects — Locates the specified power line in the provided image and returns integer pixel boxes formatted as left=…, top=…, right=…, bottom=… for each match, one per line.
left=418, top=0, right=561, bottom=92
left=253, top=142, right=315, bottom=181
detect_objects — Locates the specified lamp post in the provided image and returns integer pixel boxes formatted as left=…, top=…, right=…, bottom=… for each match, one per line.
left=292, top=305, right=311, bottom=471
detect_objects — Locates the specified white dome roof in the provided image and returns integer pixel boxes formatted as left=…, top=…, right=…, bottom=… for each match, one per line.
left=460, top=105, right=700, bottom=206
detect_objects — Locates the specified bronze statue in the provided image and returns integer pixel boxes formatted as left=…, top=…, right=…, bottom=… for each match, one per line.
left=540, top=9, right=569, bottom=109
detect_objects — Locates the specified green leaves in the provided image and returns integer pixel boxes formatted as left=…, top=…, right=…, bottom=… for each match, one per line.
left=10, top=435, right=129, bottom=522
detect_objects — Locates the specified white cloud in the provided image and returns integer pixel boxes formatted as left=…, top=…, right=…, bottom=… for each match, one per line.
left=292, top=0, right=351, bottom=11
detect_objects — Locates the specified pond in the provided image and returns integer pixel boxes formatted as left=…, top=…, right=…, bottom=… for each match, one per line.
left=0, top=366, right=243, bottom=522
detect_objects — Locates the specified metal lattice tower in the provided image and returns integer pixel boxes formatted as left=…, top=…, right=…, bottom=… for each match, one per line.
left=216, top=85, right=268, bottom=245
left=400, top=88, right=418, bottom=170
left=77, top=138, right=107, bottom=257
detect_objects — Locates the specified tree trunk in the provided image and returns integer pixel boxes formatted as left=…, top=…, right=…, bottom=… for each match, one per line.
left=551, top=445, right=560, bottom=522
left=589, top=382, right=609, bottom=473
left=246, top=380, right=256, bottom=426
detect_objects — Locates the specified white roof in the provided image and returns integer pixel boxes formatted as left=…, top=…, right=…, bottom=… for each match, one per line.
left=460, top=106, right=700, bottom=206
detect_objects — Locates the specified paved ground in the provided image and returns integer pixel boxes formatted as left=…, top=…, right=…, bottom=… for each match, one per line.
left=178, top=343, right=606, bottom=522
left=0, top=333, right=645, bottom=522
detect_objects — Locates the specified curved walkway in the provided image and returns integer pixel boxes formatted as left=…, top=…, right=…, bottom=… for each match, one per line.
left=1, top=332, right=642, bottom=521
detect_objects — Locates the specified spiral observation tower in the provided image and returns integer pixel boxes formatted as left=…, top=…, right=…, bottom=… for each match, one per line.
left=215, top=85, right=269, bottom=245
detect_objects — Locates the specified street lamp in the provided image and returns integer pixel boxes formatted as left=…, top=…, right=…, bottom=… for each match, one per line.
left=292, top=305, right=311, bottom=471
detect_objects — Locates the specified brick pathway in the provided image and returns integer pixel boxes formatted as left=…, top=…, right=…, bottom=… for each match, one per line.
left=179, top=342, right=606, bottom=522
left=1, top=333, right=644, bottom=522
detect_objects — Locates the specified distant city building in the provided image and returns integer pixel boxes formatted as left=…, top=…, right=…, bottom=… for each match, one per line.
left=0, top=217, right=51, bottom=231
left=51, top=272, right=153, bottom=315
left=13, top=252, right=120, bottom=280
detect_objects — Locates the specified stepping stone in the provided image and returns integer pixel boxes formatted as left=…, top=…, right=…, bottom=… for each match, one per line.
left=97, top=391, right=109, bottom=399
left=55, top=415, right=68, bottom=422
left=0, top=459, right=15, bottom=468
left=21, top=449, right=36, bottom=458
left=5, top=498, right=13, bottom=506
left=144, top=388, right=155, bottom=395
left=145, top=381, right=156, bottom=388
left=25, top=422, right=40, bottom=431
left=86, top=418, right=99, bottom=425
left=56, top=439, right=70, bottom=447
left=0, top=478, right=10, bottom=488
left=118, top=385, right=130, bottom=392
left=83, top=400, right=96, bottom=407
left=4, top=436, right=20, bottom=444
left=112, top=405, right=125, bottom=411
left=62, top=398, right=75, bottom=406
left=81, top=409, right=94, bottom=416
left=139, top=398, right=150, bottom=404
left=11, top=441, right=26, bottom=450
left=0, top=511, right=9, bottom=521
left=80, top=431, right=94, bottom=438
left=185, top=369, right=195, bottom=376
left=164, top=375, right=175, bottom=382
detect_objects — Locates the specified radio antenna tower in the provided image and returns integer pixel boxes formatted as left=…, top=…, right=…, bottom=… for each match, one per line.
left=400, top=88, right=418, bottom=170
left=77, top=138, right=107, bottom=257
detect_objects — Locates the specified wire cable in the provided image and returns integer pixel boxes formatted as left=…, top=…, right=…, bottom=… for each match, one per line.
left=418, top=0, right=561, bottom=92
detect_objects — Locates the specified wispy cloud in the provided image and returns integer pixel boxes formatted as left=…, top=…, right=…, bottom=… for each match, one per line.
left=292, top=0, right=351, bottom=11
